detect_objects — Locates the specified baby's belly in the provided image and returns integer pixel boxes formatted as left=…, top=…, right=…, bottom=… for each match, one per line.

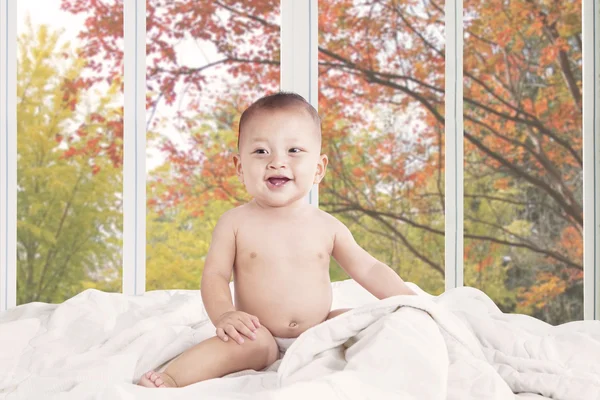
left=234, top=273, right=333, bottom=338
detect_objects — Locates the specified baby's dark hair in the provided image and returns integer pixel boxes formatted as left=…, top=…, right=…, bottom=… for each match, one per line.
left=238, top=92, right=321, bottom=149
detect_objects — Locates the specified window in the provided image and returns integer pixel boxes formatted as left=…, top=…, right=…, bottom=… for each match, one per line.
left=143, top=1, right=281, bottom=290
left=2, top=0, right=598, bottom=321
left=318, top=0, right=446, bottom=294
left=15, top=0, right=123, bottom=304
left=463, top=0, right=583, bottom=324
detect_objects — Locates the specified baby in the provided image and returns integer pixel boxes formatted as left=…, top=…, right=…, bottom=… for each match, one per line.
left=138, top=92, right=416, bottom=388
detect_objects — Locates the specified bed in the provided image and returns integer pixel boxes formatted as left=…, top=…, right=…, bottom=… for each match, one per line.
left=0, top=279, right=598, bottom=399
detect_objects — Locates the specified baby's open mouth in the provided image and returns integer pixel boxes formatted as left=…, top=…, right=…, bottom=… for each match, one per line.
left=267, top=177, right=291, bottom=187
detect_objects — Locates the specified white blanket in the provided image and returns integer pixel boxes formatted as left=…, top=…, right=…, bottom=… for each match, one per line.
left=0, top=280, right=599, bottom=400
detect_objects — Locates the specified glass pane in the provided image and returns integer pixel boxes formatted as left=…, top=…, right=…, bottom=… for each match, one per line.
left=145, top=1, right=281, bottom=290
left=463, top=0, right=582, bottom=324
left=318, top=0, right=446, bottom=294
left=16, top=1, right=123, bottom=304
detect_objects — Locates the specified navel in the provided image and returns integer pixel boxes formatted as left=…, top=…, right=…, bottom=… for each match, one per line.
left=250, top=252, right=257, bottom=259
left=289, top=321, right=298, bottom=328
left=318, top=253, right=324, bottom=259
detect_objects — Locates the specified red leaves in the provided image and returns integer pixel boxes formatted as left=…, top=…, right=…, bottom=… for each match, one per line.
left=351, top=167, right=365, bottom=178
left=560, top=226, right=583, bottom=261
left=61, top=114, right=123, bottom=170
left=63, top=146, right=77, bottom=158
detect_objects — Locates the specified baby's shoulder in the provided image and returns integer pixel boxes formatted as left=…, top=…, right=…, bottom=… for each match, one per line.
left=216, top=204, right=250, bottom=228
left=221, top=204, right=247, bottom=217
left=312, top=208, right=346, bottom=232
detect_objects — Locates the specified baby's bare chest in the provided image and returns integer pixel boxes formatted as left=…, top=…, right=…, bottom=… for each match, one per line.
left=234, top=221, right=334, bottom=267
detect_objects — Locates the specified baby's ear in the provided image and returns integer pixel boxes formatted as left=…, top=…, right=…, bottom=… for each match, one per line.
left=314, top=154, right=329, bottom=184
left=233, top=154, right=244, bottom=183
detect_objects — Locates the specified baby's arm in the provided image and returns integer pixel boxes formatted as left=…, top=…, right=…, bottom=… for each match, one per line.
left=201, top=211, right=237, bottom=323
left=331, top=220, right=416, bottom=298
left=201, top=210, right=260, bottom=344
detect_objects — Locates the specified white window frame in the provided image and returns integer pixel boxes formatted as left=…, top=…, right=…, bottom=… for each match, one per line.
left=123, top=0, right=146, bottom=296
left=1, top=0, right=598, bottom=320
left=0, top=0, right=16, bottom=311
left=583, top=0, right=600, bottom=320
left=445, top=0, right=464, bottom=291
left=281, top=0, right=319, bottom=206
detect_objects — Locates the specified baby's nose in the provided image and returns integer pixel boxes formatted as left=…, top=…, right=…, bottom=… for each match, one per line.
left=268, top=158, right=286, bottom=169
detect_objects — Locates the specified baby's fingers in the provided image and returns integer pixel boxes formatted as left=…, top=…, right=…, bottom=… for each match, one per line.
left=242, top=317, right=258, bottom=333
left=237, top=323, right=257, bottom=341
left=225, top=325, right=245, bottom=345
left=216, top=327, right=229, bottom=342
left=251, top=316, right=261, bottom=329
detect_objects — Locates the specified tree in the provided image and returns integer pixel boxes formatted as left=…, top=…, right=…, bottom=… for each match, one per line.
left=63, top=0, right=582, bottom=323
left=16, top=22, right=123, bottom=303
left=145, top=102, right=251, bottom=290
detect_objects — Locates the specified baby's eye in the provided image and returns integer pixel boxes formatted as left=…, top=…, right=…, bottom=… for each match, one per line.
left=289, top=148, right=302, bottom=153
left=253, top=149, right=268, bottom=154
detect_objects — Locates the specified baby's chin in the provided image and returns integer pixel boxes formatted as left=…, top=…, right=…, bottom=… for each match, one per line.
left=255, top=194, right=310, bottom=209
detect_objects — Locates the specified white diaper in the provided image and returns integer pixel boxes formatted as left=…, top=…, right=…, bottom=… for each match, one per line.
left=274, top=336, right=296, bottom=359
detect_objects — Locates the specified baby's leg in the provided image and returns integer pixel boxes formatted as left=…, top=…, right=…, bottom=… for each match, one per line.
left=327, top=308, right=351, bottom=320
left=138, top=325, right=279, bottom=388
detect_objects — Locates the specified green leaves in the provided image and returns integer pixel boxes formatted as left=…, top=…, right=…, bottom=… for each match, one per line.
left=16, top=23, right=123, bottom=304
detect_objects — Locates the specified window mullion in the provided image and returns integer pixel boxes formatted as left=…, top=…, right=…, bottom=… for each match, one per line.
left=445, top=0, right=464, bottom=290
left=0, top=0, right=16, bottom=311
left=123, top=0, right=146, bottom=295
left=281, top=0, right=318, bottom=206
left=583, top=0, right=599, bottom=320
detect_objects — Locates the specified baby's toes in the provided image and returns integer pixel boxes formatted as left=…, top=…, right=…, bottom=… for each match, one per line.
left=149, top=372, right=165, bottom=387
left=137, top=371, right=160, bottom=388
left=154, top=377, right=166, bottom=387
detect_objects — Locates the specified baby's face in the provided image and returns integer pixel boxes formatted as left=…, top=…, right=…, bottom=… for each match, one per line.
left=233, top=108, right=327, bottom=208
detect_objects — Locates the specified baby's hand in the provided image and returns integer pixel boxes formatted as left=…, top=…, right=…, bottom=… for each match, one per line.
left=215, top=311, right=261, bottom=344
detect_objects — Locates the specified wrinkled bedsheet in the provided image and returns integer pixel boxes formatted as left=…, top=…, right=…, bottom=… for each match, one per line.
left=0, top=280, right=599, bottom=400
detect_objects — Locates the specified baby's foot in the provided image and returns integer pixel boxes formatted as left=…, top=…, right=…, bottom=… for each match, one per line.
left=137, top=371, right=178, bottom=388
